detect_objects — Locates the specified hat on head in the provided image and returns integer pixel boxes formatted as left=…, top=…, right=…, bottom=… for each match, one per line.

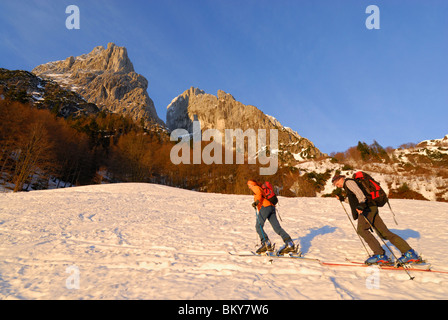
left=331, top=175, right=345, bottom=185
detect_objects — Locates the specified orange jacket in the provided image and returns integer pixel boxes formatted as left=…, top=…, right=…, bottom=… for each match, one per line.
left=252, top=185, right=273, bottom=210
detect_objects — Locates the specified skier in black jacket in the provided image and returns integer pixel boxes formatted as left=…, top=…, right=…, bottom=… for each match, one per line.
left=332, top=174, right=421, bottom=265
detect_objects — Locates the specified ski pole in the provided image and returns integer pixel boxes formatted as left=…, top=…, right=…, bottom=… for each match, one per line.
left=386, top=200, right=399, bottom=225
left=362, top=213, right=415, bottom=281
left=339, top=201, right=371, bottom=258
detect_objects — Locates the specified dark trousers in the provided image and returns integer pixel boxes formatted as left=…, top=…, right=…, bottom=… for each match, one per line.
left=256, top=206, right=291, bottom=244
left=357, top=206, right=412, bottom=256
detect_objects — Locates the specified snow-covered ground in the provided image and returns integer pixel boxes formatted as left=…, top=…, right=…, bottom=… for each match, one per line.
left=1, top=183, right=447, bottom=300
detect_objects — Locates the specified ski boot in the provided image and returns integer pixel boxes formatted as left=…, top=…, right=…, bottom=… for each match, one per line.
left=277, top=240, right=296, bottom=256
left=365, top=254, right=392, bottom=265
left=256, top=240, right=274, bottom=255
left=396, top=249, right=423, bottom=265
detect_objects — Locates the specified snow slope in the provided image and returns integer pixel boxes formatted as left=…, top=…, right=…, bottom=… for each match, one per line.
left=1, top=183, right=447, bottom=300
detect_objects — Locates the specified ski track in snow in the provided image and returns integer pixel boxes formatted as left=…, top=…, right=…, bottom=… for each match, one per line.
left=0, top=183, right=447, bottom=300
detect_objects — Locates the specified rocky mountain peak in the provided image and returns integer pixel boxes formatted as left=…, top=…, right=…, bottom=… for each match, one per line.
left=34, top=43, right=134, bottom=76
left=32, top=43, right=164, bottom=127
left=166, top=87, right=326, bottom=162
left=217, top=89, right=235, bottom=101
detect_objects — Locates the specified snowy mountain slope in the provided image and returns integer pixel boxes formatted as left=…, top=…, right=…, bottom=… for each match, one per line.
left=1, top=183, right=447, bottom=300
left=292, top=134, right=448, bottom=202
left=297, top=156, right=448, bottom=202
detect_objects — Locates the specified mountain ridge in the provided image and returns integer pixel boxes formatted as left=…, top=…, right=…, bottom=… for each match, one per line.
left=167, top=86, right=327, bottom=162
left=29, top=43, right=327, bottom=164
left=2, top=43, right=447, bottom=201
left=32, top=43, right=164, bottom=127
left=0, top=68, right=99, bottom=118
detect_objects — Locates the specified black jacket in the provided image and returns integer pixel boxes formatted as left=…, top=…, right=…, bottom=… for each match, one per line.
left=343, top=178, right=371, bottom=220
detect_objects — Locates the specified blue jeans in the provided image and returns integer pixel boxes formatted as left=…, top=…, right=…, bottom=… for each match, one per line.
left=256, top=206, right=291, bottom=243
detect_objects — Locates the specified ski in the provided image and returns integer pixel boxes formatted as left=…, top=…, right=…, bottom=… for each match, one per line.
left=345, top=258, right=428, bottom=267
left=228, top=251, right=320, bottom=262
left=228, top=251, right=259, bottom=257
left=344, top=259, right=433, bottom=271
left=228, top=252, right=448, bottom=274
left=319, top=260, right=440, bottom=274
left=270, top=252, right=321, bottom=262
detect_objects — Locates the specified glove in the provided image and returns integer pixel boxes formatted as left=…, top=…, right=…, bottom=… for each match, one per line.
left=252, top=200, right=260, bottom=208
left=356, top=202, right=368, bottom=212
left=357, top=204, right=371, bottom=217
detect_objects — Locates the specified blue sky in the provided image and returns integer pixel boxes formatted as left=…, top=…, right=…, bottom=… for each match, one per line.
left=1, top=0, right=447, bottom=154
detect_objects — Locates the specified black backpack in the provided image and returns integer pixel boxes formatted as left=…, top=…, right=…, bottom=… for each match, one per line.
left=352, top=171, right=398, bottom=225
left=352, top=171, right=388, bottom=207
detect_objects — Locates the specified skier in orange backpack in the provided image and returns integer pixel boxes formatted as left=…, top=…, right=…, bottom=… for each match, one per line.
left=247, top=180, right=295, bottom=255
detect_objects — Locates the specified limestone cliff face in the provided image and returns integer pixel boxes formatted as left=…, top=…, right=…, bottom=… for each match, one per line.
left=167, top=87, right=326, bottom=162
left=32, top=43, right=164, bottom=127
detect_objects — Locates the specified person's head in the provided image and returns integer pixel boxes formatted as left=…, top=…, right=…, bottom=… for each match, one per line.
left=247, top=180, right=258, bottom=190
left=332, top=175, right=346, bottom=188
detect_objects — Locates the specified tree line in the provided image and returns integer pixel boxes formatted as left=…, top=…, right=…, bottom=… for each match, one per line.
left=0, top=96, right=311, bottom=196
left=1, top=99, right=94, bottom=191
